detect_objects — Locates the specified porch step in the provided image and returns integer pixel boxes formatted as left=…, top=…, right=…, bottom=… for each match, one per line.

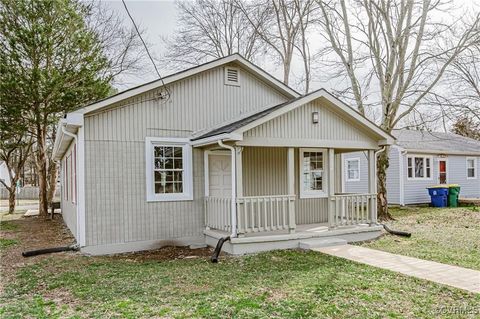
left=299, top=238, right=347, bottom=250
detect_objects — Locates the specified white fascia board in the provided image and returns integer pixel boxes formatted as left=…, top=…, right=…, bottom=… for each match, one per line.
left=191, top=133, right=243, bottom=147
left=231, top=88, right=394, bottom=144
left=404, top=149, right=480, bottom=156
left=76, top=54, right=299, bottom=116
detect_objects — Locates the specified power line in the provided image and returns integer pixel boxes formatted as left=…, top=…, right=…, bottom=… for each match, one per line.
left=121, top=0, right=170, bottom=99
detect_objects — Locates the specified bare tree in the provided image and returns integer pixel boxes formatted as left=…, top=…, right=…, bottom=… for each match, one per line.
left=317, top=0, right=480, bottom=219
left=162, top=0, right=264, bottom=68
left=239, top=0, right=316, bottom=88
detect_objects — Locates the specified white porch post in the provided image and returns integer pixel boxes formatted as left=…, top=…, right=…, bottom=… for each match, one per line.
left=368, top=149, right=377, bottom=224
left=235, top=146, right=243, bottom=236
left=287, top=147, right=296, bottom=233
left=328, top=148, right=335, bottom=228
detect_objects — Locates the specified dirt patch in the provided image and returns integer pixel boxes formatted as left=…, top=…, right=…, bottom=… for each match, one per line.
left=0, top=214, right=216, bottom=295
left=0, top=215, right=76, bottom=294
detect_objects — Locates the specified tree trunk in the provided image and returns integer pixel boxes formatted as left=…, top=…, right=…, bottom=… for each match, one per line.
left=8, top=186, right=16, bottom=214
left=36, top=126, right=49, bottom=218
left=377, top=147, right=393, bottom=220
left=47, top=159, right=58, bottom=204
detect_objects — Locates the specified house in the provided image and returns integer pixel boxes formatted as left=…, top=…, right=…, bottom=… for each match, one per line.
left=343, top=129, right=480, bottom=205
left=52, top=54, right=394, bottom=255
left=0, top=161, right=11, bottom=187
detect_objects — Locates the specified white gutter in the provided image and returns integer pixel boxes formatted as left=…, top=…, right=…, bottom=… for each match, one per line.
left=217, top=140, right=237, bottom=238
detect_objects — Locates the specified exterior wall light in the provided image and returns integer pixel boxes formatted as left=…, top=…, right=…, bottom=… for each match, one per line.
left=312, top=111, right=319, bottom=124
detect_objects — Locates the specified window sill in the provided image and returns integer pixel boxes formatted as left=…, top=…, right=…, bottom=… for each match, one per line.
left=146, top=193, right=193, bottom=202
left=346, top=179, right=361, bottom=182
left=299, top=192, right=328, bottom=199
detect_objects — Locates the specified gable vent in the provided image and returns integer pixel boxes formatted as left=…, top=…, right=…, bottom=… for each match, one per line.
left=224, top=67, right=240, bottom=86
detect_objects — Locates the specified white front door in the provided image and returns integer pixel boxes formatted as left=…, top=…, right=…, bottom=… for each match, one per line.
left=208, top=154, right=231, bottom=197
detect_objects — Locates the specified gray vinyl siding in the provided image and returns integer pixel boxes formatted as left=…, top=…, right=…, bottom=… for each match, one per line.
left=386, top=147, right=401, bottom=204
left=443, top=155, right=480, bottom=198
left=342, top=147, right=401, bottom=204
left=61, top=141, right=77, bottom=239
left=343, top=151, right=369, bottom=194
left=244, top=99, right=378, bottom=148
left=83, top=64, right=290, bottom=247
left=242, top=147, right=328, bottom=225
left=402, top=153, right=438, bottom=204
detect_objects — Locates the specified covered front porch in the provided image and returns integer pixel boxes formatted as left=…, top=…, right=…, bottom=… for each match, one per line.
left=201, top=145, right=381, bottom=254
left=191, top=89, right=393, bottom=254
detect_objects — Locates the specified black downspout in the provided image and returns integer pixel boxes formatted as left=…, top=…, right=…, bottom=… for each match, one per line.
left=211, top=236, right=230, bottom=263
left=22, top=245, right=79, bottom=257
left=381, top=224, right=411, bottom=237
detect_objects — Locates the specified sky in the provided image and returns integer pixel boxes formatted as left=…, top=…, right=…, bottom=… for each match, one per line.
left=101, top=0, right=323, bottom=91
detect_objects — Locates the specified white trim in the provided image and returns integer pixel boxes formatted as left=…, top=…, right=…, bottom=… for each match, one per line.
left=145, top=137, right=193, bottom=202
left=403, top=148, right=480, bottom=156
left=345, top=157, right=361, bottom=182
left=340, top=153, right=345, bottom=193
left=77, top=126, right=86, bottom=247
left=406, top=155, right=433, bottom=180
left=299, top=148, right=328, bottom=199
left=76, top=54, right=299, bottom=116
left=191, top=133, right=243, bottom=147
left=466, top=157, right=477, bottom=179
left=204, top=150, right=230, bottom=197
left=398, top=147, right=405, bottom=206
left=232, top=89, right=394, bottom=145
left=437, top=157, right=448, bottom=184
left=237, top=137, right=378, bottom=149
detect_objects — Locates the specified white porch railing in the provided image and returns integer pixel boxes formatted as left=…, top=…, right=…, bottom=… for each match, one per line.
left=330, top=193, right=377, bottom=227
left=236, top=195, right=296, bottom=234
left=204, top=197, right=232, bottom=232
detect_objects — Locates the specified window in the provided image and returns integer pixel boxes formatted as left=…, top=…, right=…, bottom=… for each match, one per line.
left=299, top=149, right=327, bottom=198
left=146, top=137, right=193, bottom=202
left=346, top=158, right=360, bottom=181
left=224, top=66, right=240, bottom=86
left=467, top=157, right=477, bottom=179
left=407, top=156, right=432, bottom=179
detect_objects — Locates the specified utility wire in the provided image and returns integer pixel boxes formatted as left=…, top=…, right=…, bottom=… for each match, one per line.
left=121, top=0, right=170, bottom=99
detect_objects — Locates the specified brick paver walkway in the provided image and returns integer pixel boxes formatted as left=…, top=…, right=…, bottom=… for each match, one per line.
left=315, top=245, right=480, bottom=294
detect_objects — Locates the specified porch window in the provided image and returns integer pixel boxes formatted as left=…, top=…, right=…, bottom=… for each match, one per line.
left=345, top=158, right=360, bottom=181
left=299, top=149, right=327, bottom=198
left=145, top=137, right=193, bottom=202
left=467, top=157, right=477, bottom=179
left=407, top=156, right=431, bottom=180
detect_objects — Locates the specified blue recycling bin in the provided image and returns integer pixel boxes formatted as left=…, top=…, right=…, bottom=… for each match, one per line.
left=427, top=186, right=449, bottom=207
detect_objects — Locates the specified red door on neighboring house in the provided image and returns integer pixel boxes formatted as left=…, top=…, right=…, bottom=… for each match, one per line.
left=439, top=160, right=447, bottom=184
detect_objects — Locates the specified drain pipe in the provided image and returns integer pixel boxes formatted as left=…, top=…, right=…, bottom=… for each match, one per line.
left=217, top=140, right=237, bottom=238
left=210, top=140, right=237, bottom=263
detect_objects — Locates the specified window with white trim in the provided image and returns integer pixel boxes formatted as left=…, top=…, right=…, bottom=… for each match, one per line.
left=146, top=137, right=193, bottom=202
left=407, top=156, right=431, bottom=179
left=299, top=149, right=327, bottom=198
left=345, top=158, right=360, bottom=181
left=467, top=157, right=477, bottom=179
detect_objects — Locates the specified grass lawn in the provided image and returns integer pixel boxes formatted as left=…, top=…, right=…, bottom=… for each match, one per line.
left=1, top=210, right=479, bottom=318
left=361, top=206, right=480, bottom=271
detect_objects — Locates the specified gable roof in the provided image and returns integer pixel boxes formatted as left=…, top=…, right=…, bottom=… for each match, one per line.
left=393, top=129, right=480, bottom=155
left=76, top=54, right=300, bottom=115
left=192, top=88, right=395, bottom=145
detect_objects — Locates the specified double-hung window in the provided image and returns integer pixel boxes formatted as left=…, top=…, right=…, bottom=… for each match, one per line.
left=345, top=158, right=360, bottom=181
left=299, top=149, right=327, bottom=198
left=407, top=156, right=431, bottom=179
left=146, top=137, right=193, bottom=202
left=467, top=157, right=477, bottom=179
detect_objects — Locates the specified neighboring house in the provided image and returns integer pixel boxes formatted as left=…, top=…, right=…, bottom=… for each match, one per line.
left=0, top=161, right=11, bottom=187
left=343, top=129, right=480, bottom=205
left=53, top=54, right=394, bottom=255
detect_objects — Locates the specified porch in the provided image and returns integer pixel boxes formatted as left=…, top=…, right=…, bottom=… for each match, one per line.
left=202, top=146, right=381, bottom=254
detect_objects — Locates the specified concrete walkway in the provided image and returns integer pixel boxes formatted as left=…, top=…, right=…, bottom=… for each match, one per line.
left=315, top=245, right=480, bottom=294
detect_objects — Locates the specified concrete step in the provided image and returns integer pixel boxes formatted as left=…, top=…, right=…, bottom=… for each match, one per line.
left=299, top=238, right=347, bottom=250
